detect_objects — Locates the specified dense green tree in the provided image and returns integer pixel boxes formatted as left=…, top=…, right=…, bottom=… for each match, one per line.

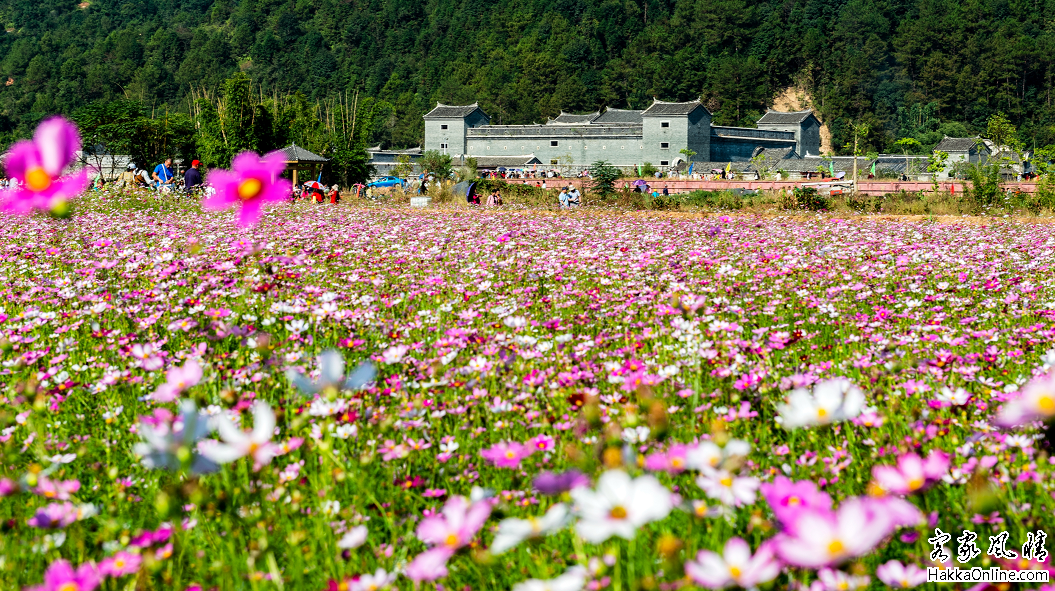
left=3, top=0, right=1055, bottom=159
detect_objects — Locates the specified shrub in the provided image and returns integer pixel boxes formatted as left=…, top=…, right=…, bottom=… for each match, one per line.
left=588, top=160, right=620, bottom=197
left=791, top=187, right=831, bottom=211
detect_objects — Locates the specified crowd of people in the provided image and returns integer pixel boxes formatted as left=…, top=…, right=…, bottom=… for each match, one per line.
left=292, top=182, right=342, bottom=204
left=466, top=188, right=504, bottom=206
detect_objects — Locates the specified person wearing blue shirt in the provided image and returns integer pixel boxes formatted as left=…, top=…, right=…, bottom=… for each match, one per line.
left=152, top=158, right=174, bottom=191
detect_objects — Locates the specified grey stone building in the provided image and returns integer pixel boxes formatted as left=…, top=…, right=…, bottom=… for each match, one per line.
left=423, top=100, right=822, bottom=170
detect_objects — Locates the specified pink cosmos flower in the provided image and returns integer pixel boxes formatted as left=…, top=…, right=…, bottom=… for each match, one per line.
left=761, top=476, right=833, bottom=529
left=202, top=150, right=291, bottom=227
left=27, top=502, right=82, bottom=528
left=773, top=497, right=893, bottom=568
left=481, top=441, right=534, bottom=468
left=695, top=468, right=760, bottom=507
left=34, top=476, right=81, bottom=500
left=685, top=537, right=781, bottom=589
left=644, top=444, right=692, bottom=473
left=817, top=568, right=870, bottom=591
left=871, top=449, right=950, bottom=495
left=875, top=560, right=928, bottom=588
left=404, top=547, right=454, bottom=582
left=200, top=401, right=279, bottom=469
left=26, top=559, right=100, bottom=591
left=528, top=434, right=556, bottom=452
left=2, top=117, right=89, bottom=215
left=130, top=344, right=164, bottom=371
left=99, top=552, right=142, bottom=577
left=152, top=360, right=203, bottom=403
left=995, top=368, right=1055, bottom=427
left=416, top=495, right=492, bottom=550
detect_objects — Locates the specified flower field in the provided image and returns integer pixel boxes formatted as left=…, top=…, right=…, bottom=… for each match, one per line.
left=2, top=194, right=1055, bottom=591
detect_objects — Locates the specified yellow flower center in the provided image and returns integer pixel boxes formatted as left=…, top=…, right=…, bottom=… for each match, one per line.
left=908, top=477, right=924, bottom=490
left=827, top=539, right=845, bottom=556
left=249, top=442, right=260, bottom=455
left=787, top=495, right=800, bottom=505
left=817, top=407, right=829, bottom=419
left=26, top=167, right=52, bottom=192
left=838, top=583, right=849, bottom=591
left=729, top=566, right=742, bottom=579
left=671, top=457, right=684, bottom=469
left=505, top=451, right=517, bottom=459
left=57, top=583, right=79, bottom=591
left=1038, top=394, right=1055, bottom=414
left=720, top=476, right=734, bottom=487
left=609, top=505, right=628, bottom=519
left=445, top=533, right=460, bottom=547
left=114, top=558, right=125, bottom=569
left=238, top=178, right=264, bottom=200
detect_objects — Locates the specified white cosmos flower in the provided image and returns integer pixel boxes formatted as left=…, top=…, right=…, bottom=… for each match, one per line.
left=695, top=468, right=760, bottom=507
left=936, top=387, right=971, bottom=406
left=490, top=504, right=570, bottom=554
left=512, top=565, right=587, bottom=591
left=777, top=378, right=865, bottom=429
left=337, top=525, right=367, bottom=549
left=382, top=345, right=409, bottom=364
left=570, top=470, right=673, bottom=543
left=200, top=401, right=278, bottom=467
left=349, top=568, right=397, bottom=591
left=685, top=439, right=751, bottom=471
left=621, top=426, right=650, bottom=444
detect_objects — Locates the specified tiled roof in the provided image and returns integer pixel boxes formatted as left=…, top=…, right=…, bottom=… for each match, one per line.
left=711, top=126, right=795, bottom=141
left=453, top=155, right=542, bottom=168
left=642, top=99, right=707, bottom=116
left=775, top=157, right=869, bottom=173
left=467, top=125, right=641, bottom=138
left=424, top=103, right=483, bottom=118
left=757, top=110, right=815, bottom=125
left=690, top=162, right=750, bottom=172
left=934, top=137, right=983, bottom=152
left=281, top=143, right=328, bottom=162
left=594, top=108, right=644, bottom=124
left=367, top=146, right=421, bottom=155
left=548, top=112, right=600, bottom=125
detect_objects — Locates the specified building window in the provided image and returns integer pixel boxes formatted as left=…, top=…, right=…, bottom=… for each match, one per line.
left=661, top=161, right=669, bottom=166
left=440, top=143, right=448, bottom=149
left=661, top=121, right=670, bottom=128
left=440, top=124, right=448, bottom=130
left=661, top=142, right=669, bottom=149
left=551, top=140, right=559, bottom=147
left=550, top=159, right=558, bottom=165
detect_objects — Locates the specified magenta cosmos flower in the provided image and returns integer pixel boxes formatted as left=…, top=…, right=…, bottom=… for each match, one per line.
left=202, top=150, right=291, bottom=227
left=480, top=441, right=534, bottom=468
left=761, top=476, right=832, bottom=529
left=27, top=559, right=101, bottom=591
left=416, top=495, right=492, bottom=550
left=685, top=537, right=781, bottom=589
left=2, top=117, right=88, bottom=215
left=871, top=449, right=950, bottom=495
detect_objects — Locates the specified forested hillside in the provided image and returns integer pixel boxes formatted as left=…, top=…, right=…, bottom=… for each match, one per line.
left=1, top=0, right=1054, bottom=155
